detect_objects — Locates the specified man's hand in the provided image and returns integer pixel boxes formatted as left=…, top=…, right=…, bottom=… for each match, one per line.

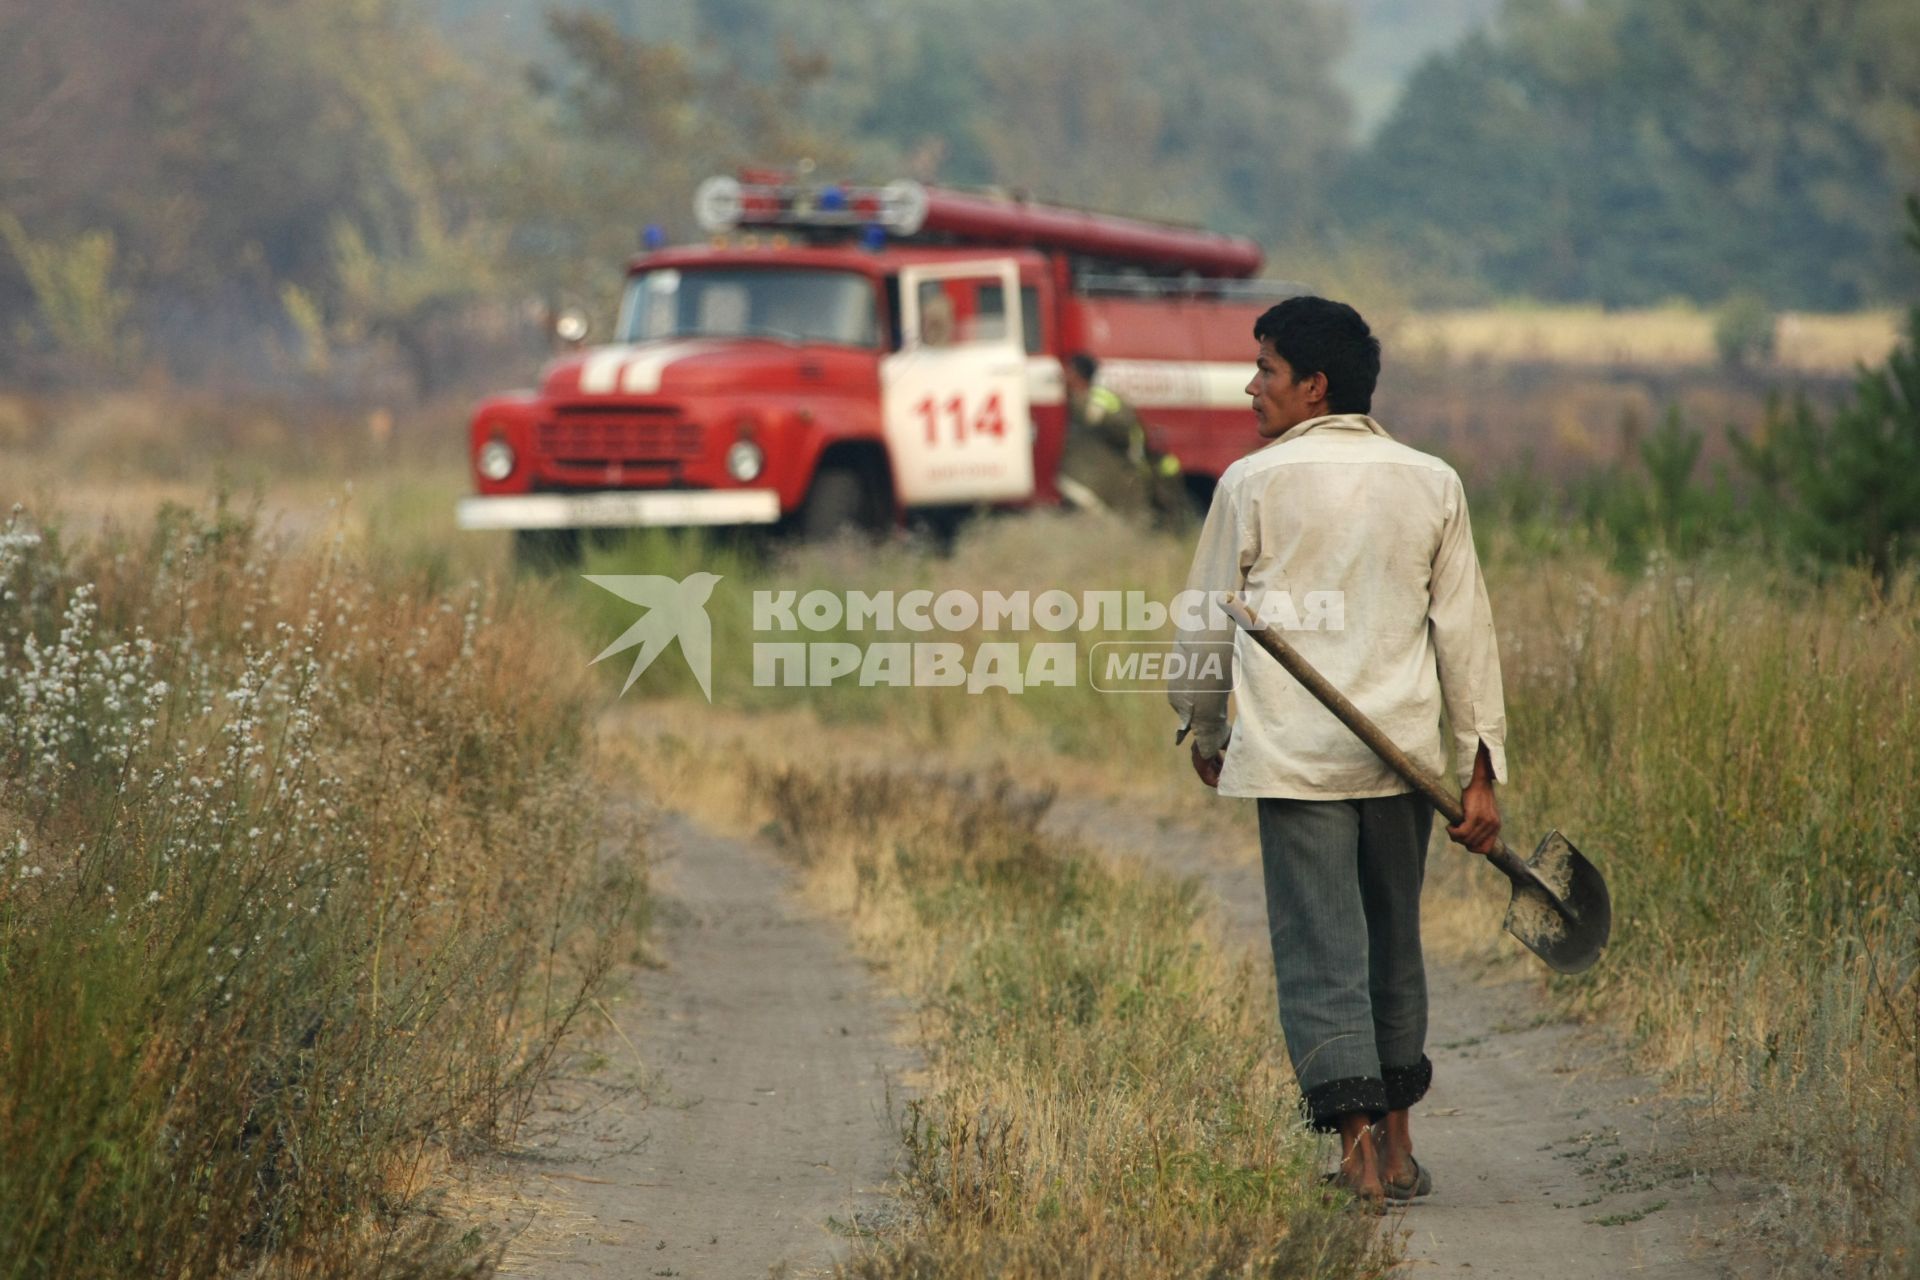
left=1446, top=741, right=1501, bottom=855
left=1448, top=778, right=1501, bottom=854
left=1190, top=741, right=1224, bottom=789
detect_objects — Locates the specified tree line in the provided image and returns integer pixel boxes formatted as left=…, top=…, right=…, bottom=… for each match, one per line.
left=1, top=0, right=1916, bottom=388
left=1345, top=0, right=1920, bottom=308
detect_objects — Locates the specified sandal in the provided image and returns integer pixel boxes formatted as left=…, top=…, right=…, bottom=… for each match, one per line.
left=1382, top=1155, right=1434, bottom=1202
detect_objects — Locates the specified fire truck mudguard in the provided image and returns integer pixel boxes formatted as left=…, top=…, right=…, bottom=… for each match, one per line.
left=456, top=490, right=781, bottom=530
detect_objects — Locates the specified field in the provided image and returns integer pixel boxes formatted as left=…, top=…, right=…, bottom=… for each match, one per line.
left=1391, top=306, right=1900, bottom=374
left=1, top=337, right=1915, bottom=1277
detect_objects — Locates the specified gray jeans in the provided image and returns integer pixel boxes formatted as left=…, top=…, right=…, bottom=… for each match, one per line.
left=1256, top=793, right=1435, bottom=1131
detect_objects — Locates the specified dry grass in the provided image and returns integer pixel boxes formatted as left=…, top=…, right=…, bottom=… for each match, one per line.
left=1473, top=552, right=1919, bottom=1273
left=1391, top=306, right=1900, bottom=374
left=0, top=389, right=497, bottom=584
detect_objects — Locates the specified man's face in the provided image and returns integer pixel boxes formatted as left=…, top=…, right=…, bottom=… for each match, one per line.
left=1245, top=337, right=1328, bottom=439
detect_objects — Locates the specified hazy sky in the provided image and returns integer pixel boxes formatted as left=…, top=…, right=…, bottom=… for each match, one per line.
left=1332, top=0, right=1503, bottom=136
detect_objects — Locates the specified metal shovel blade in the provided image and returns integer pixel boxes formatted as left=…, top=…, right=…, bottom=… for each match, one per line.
left=1220, top=598, right=1614, bottom=975
left=1498, top=829, right=1612, bottom=974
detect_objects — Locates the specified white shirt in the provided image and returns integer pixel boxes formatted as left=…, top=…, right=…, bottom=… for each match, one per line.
left=1169, top=413, right=1509, bottom=799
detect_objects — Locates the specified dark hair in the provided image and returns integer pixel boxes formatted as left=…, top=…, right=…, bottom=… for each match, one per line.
left=1251, top=297, right=1380, bottom=415
left=1068, top=351, right=1099, bottom=382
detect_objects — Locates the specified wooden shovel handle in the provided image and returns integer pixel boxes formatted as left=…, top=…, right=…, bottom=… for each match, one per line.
left=1221, top=595, right=1531, bottom=879
left=1220, top=596, right=1464, bottom=821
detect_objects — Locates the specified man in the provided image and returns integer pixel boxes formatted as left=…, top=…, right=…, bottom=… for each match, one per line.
left=1168, top=297, right=1506, bottom=1207
left=1059, top=352, right=1184, bottom=521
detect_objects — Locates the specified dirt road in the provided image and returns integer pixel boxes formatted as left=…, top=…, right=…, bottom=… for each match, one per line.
left=1042, top=795, right=1738, bottom=1279
left=491, top=714, right=1736, bottom=1278
left=496, top=812, right=914, bottom=1279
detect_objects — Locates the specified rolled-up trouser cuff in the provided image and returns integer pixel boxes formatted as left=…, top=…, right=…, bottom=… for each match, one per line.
left=1303, top=1076, right=1388, bottom=1132
left=1382, top=1055, right=1433, bottom=1112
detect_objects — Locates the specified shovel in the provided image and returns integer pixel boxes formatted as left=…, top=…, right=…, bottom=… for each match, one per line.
left=1219, top=595, right=1611, bottom=974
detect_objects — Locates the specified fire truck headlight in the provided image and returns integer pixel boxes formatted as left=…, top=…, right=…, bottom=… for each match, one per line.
left=725, top=440, right=765, bottom=482
left=477, top=439, right=516, bottom=481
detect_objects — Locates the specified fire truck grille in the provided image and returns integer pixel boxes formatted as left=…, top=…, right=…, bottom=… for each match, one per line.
left=540, top=412, right=702, bottom=465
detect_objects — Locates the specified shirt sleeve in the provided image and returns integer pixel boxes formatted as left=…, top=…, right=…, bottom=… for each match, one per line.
left=1167, top=477, right=1248, bottom=757
left=1428, top=474, right=1509, bottom=787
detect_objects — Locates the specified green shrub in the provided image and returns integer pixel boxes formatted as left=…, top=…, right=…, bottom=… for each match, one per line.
left=1713, top=292, right=1777, bottom=369
left=0, top=213, right=140, bottom=371
left=1728, top=198, right=1920, bottom=584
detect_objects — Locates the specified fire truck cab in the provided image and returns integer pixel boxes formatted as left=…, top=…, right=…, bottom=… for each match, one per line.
left=456, top=173, right=1298, bottom=555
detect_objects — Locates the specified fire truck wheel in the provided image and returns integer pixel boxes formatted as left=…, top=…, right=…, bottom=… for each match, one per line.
left=798, top=466, right=878, bottom=540
left=512, top=528, right=583, bottom=572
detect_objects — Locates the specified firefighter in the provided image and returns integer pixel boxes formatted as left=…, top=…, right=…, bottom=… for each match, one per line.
left=1059, top=352, right=1186, bottom=523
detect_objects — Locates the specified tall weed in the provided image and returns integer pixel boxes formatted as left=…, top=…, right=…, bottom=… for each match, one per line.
left=1490, top=556, right=1918, bottom=1272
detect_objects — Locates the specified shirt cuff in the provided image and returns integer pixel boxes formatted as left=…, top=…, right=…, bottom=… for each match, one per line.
left=1190, top=719, right=1231, bottom=758
left=1454, top=733, right=1508, bottom=788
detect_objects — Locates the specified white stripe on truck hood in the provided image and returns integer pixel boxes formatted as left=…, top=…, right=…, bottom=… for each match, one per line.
left=576, top=341, right=720, bottom=395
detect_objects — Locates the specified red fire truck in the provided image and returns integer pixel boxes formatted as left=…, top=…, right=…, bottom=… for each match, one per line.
left=456, top=172, right=1298, bottom=558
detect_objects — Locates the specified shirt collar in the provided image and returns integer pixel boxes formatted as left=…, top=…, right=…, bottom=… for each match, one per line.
left=1266, top=413, right=1389, bottom=448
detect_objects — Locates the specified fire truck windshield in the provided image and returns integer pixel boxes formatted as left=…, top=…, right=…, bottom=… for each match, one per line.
left=617, top=267, right=877, bottom=347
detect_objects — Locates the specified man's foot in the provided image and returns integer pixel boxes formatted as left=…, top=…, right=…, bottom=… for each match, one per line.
left=1375, top=1108, right=1431, bottom=1200
left=1382, top=1154, right=1434, bottom=1202
left=1334, top=1113, right=1385, bottom=1208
